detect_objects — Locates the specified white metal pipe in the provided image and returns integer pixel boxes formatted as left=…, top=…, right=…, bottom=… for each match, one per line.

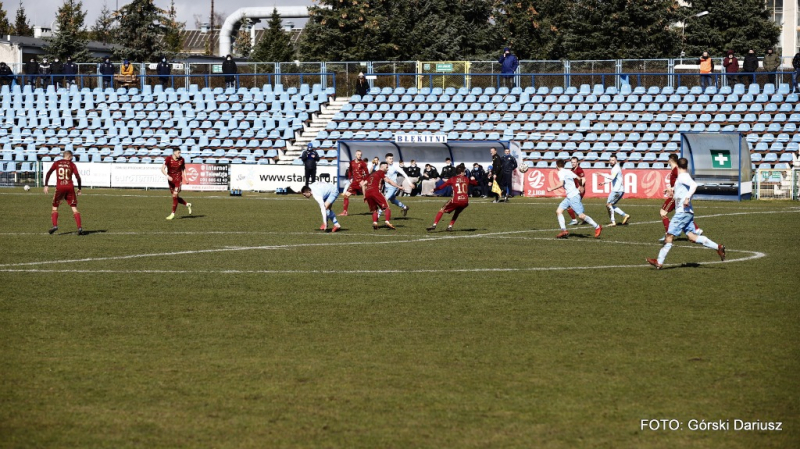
left=219, top=7, right=311, bottom=57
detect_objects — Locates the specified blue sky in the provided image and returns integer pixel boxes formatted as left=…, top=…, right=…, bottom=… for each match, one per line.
left=11, top=0, right=313, bottom=30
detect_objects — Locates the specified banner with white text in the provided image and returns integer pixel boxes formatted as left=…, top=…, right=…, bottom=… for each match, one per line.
left=523, top=168, right=671, bottom=199
left=42, top=162, right=113, bottom=188
left=230, top=165, right=339, bottom=191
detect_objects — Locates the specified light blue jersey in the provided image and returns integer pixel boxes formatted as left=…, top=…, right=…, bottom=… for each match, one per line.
left=310, top=181, right=339, bottom=226
left=385, top=163, right=409, bottom=184
left=382, top=163, right=408, bottom=210
left=672, top=172, right=696, bottom=215
left=602, top=164, right=625, bottom=193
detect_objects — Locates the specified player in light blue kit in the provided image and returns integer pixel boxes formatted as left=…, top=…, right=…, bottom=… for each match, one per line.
left=647, top=157, right=725, bottom=269
left=379, top=153, right=412, bottom=218
left=547, top=159, right=602, bottom=239
left=599, top=154, right=631, bottom=226
left=301, top=181, right=341, bottom=232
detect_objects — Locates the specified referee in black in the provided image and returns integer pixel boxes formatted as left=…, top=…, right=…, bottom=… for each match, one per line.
left=301, top=143, right=320, bottom=186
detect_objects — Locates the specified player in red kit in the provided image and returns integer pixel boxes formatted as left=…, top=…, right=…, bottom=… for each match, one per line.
left=43, top=150, right=84, bottom=235
left=161, top=147, right=192, bottom=220
left=427, top=164, right=478, bottom=231
left=362, top=161, right=402, bottom=230
left=659, top=154, right=702, bottom=242
left=340, top=149, right=369, bottom=216
left=566, top=156, right=586, bottom=225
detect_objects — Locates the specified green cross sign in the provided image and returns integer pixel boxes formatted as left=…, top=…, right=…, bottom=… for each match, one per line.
left=710, top=150, right=732, bottom=169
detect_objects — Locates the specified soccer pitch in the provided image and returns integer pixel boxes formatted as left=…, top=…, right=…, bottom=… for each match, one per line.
left=1, top=188, right=798, bottom=448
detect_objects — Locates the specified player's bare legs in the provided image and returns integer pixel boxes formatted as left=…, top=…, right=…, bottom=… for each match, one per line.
left=647, top=232, right=725, bottom=269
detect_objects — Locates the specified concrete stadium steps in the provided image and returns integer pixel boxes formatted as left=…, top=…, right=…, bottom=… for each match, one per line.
left=280, top=98, right=349, bottom=162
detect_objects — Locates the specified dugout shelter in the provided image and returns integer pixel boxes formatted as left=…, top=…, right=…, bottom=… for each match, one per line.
left=680, top=132, right=753, bottom=201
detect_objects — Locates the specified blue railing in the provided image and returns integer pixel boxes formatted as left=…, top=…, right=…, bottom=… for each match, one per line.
left=1, top=72, right=337, bottom=91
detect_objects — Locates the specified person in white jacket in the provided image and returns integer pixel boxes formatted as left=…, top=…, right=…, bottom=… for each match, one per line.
left=301, top=182, right=341, bottom=232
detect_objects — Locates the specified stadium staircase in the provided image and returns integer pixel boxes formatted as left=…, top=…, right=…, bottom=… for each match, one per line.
left=279, top=98, right=350, bottom=163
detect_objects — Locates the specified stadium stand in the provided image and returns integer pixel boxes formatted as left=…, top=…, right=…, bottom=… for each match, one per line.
left=0, top=83, right=334, bottom=173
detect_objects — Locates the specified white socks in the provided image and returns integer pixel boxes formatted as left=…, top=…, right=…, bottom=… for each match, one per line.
left=695, top=235, right=717, bottom=249
left=658, top=243, right=672, bottom=265
left=557, top=213, right=566, bottom=231
left=583, top=215, right=599, bottom=229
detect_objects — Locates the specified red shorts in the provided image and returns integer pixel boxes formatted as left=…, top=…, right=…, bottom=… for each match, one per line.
left=346, top=181, right=363, bottom=195
left=53, top=187, right=77, bottom=207
left=168, top=177, right=182, bottom=193
left=661, top=197, right=675, bottom=213
left=441, top=200, right=468, bottom=214
left=365, top=193, right=388, bottom=211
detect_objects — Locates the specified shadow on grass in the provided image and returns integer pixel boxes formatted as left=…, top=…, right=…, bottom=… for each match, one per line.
left=179, top=215, right=206, bottom=219
left=58, top=229, right=108, bottom=236
left=661, top=262, right=705, bottom=270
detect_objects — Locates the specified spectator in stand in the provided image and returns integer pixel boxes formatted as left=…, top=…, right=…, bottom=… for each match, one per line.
left=63, top=57, right=77, bottom=86
left=421, top=163, right=440, bottom=196
left=498, top=47, right=519, bottom=88
left=792, top=51, right=800, bottom=93
left=742, top=49, right=759, bottom=85
left=490, top=147, right=503, bottom=202
left=698, top=51, right=714, bottom=90
left=222, top=54, right=237, bottom=89
left=355, top=72, right=369, bottom=97
left=301, top=143, right=320, bottom=186
left=763, top=48, right=780, bottom=86
left=39, top=58, right=52, bottom=87
left=24, top=57, right=39, bottom=87
left=50, top=57, right=64, bottom=88
left=0, top=62, right=14, bottom=86
left=471, top=163, right=487, bottom=197
left=437, top=158, right=456, bottom=197
left=157, top=56, right=171, bottom=89
left=99, top=57, right=114, bottom=89
left=500, top=148, right=518, bottom=201
left=722, top=51, right=738, bottom=86
left=405, top=160, right=421, bottom=196
left=119, top=59, right=135, bottom=91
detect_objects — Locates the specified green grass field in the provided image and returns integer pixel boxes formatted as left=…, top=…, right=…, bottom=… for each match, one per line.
left=1, top=188, right=798, bottom=448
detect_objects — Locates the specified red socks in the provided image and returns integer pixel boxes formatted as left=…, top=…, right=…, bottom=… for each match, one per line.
left=451, top=209, right=462, bottom=226
left=343, top=197, right=349, bottom=212
left=372, top=211, right=378, bottom=222
left=172, top=197, right=178, bottom=213
left=433, top=211, right=444, bottom=226
left=662, top=216, right=670, bottom=231
left=384, top=208, right=391, bottom=221
left=51, top=211, right=58, bottom=226
left=567, top=208, right=577, bottom=219
left=177, top=197, right=187, bottom=206
left=74, top=213, right=82, bottom=228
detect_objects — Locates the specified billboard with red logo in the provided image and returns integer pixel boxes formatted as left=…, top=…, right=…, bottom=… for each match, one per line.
left=182, top=164, right=230, bottom=191
left=522, top=168, right=671, bottom=199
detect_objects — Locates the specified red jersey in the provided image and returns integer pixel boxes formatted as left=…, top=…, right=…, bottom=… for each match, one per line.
left=45, top=159, right=81, bottom=189
left=669, top=167, right=679, bottom=187
left=365, top=170, right=386, bottom=197
left=349, top=159, right=369, bottom=183
left=571, top=165, right=585, bottom=189
left=436, top=174, right=478, bottom=204
left=164, top=155, right=185, bottom=178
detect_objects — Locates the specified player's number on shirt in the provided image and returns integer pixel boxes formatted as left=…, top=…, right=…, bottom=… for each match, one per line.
left=454, top=183, right=465, bottom=194
left=57, top=167, right=71, bottom=183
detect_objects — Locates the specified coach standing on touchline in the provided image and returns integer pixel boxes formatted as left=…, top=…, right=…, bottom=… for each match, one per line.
left=301, top=143, right=321, bottom=186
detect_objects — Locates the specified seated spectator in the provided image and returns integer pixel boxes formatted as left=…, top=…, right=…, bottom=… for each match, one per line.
left=119, top=60, right=135, bottom=90
left=440, top=158, right=455, bottom=179
left=405, top=160, right=421, bottom=196
left=470, top=163, right=487, bottom=197
left=396, top=160, right=407, bottom=194
left=0, top=62, right=14, bottom=86
left=420, top=164, right=440, bottom=196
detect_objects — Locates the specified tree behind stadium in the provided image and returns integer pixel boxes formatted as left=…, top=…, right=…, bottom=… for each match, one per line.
left=250, top=8, right=295, bottom=62
left=113, top=0, right=170, bottom=62
left=91, top=2, right=116, bottom=45
left=0, top=2, right=13, bottom=36
left=14, top=3, right=32, bottom=36
left=491, top=0, right=572, bottom=60
left=44, top=0, right=91, bottom=62
left=680, top=0, right=781, bottom=57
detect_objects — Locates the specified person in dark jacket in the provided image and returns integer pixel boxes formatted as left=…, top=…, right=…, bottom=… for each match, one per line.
left=421, top=164, right=440, bottom=196
left=498, top=47, right=519, bottom=88
left=490, top=147, right=503, bottom=202
left=24, top=57, right=39, bottom=87
left=50, top=57, right=64, bottom=88
left=355, top=72, right=369, bottom=97
left=763, top=48, right=781, bottom=86
left=99, top=57, right=115, bottom=89
left=470, top=163, right=487, bottom=197
left=405, top=159, right=421, bottom=196
left=485, top=167, right=496, bottom=200
left=38, top=58, right=52, bottom=87
left=63, top=57, right=78, bottom=86
left=156, top=56, right=171, bottom=88
left=793, top=52, right=800, bottom=93
left=500, top=148, right=518, bottom=201
left=222, top=55, right=237, bottom=89
left=741, top=49, right=759, bottom=85
left=0, top=62, right=14, bottom=86
left=440, top=158, right=456, bottom=179
left=722, top=51, right=738, bottom=86
left=300, top=143, right=320, bottom=186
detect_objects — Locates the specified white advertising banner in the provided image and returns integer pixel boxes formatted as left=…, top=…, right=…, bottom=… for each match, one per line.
left=230, top=165, right=339, bottom=191
left=110, top=163, right=165, bottom=188
left=42, top=162, right=112, bottom=188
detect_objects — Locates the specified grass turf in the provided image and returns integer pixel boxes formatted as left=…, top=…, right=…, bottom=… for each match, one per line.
left=0, top=188, right=798, bottom=448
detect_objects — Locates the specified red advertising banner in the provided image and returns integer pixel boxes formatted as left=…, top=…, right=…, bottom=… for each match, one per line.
left=182, top=164, right=230, bottom=191
left=522, top=168, right=671, bottom=199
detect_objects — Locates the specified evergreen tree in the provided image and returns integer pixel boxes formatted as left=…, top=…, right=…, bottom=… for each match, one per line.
left=44, top=0, right=90, bottom=61
left=233, top=18, right=252, bottom=58
left=113, top=0, right=169, bottom=62
left=14, top=3, right=32, bottom=36
left=91, top=2, right=116, bottom=44
left=250, top=8, right=295, bottom=62
left=163, top=0, right=185, bottom=57
left=563, top=0, right=680, bottom=60
left=492, top=0, right=571, bottom=60
left=681, top=0, right=780, bottom=57
left=0, top=2, right=13, bottom=36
